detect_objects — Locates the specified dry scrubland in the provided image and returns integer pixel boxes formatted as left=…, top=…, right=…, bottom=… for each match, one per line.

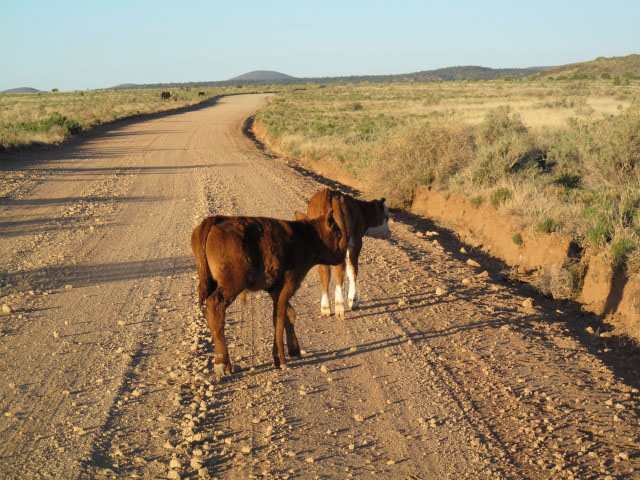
left=0, top=86, right=274, bottom=149
left=256, top=79, right=640, bottom=295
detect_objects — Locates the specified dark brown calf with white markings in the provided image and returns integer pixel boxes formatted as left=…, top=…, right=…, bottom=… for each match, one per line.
left=306, top=189, right=391, bottom=320
left=191, top=210, right=345, bottom=378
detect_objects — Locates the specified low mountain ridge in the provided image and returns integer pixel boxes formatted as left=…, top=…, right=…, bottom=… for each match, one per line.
left=0, top=87, right=42, bottom=94
left=229, top=71, right=296, bottom=81
left=531, top=54, right=640, bottom=79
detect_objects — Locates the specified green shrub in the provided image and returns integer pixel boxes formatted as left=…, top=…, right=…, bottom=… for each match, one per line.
left=536, top=218, right=557, bottom=234
left=611, top=237, right=636, bottom=264
left=40, top=112, right=82, bottom=135
left=63, top=118, right=82, bottom=134
left=586, top=217, right=612, bottom=246
left=601, top=73, right=611, bottom=80
left=512, top=232, right=523, bottom=245
left=470, top=195, right=483, bottom=207
left=489, top=187, right=511, bottom=209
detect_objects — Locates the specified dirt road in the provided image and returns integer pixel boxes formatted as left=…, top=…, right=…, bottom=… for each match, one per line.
left=1, top=94, right=639, bottom=480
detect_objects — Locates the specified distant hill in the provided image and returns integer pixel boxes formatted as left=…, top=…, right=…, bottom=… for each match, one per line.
left=230, top=71, right=296, bottom=81
left=413, top=65, right=548, bottom=81
left=110, top=65, right=550, bottom=90
left=0, top=87, right=42, bottom=94
left=111, top=83, right=139, bottom=90
left=530, top=54, right=640, bottom=79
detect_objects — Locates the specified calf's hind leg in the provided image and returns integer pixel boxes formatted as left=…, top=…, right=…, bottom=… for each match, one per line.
left=271, top=282, right=294, bottom=369
left=205, top=290, right=232, bottom=380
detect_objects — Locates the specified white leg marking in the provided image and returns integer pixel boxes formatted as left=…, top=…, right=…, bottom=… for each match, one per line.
left=347, top=263, right=358, bottom=310
left=213, top=363, right=227, bottom=381
left=321, top=293, right=331, bottom=316
left=335, top=284, right=345, bottom=320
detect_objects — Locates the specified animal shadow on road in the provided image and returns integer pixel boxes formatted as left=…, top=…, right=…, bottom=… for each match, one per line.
left=5, top=162, right=242, bottom=176
left=4, top=255, right=194, bottom=293
left=0, top=195, right=161, bottom=208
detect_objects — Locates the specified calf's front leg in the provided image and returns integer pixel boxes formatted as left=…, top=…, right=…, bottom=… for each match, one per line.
left=318, top=265, right=331, bottom=316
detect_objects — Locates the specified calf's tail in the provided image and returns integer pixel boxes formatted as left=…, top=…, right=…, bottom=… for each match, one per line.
left=192, top=217, right=218, bottom=307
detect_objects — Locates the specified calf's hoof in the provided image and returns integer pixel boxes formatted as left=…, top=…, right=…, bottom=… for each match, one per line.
left=288, top=346, right=301, bottom=357
left=213, top=363, right=231, bottom=381
left=273, top=360, right=288, bottom=370
left=321, top=306, right=331, bottom=317
left=273, top=355, right=288, bottom=370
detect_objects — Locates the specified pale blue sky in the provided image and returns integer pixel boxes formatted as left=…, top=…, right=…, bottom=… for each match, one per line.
left=1, top=0, right=639, bottom=91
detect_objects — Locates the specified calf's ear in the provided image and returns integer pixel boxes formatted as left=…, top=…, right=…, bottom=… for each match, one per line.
left=294, top=211, right=307, bottom=221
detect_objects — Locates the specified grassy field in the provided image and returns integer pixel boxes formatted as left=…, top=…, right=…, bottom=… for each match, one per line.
left=0, top=85, right=276, bottom=150
left=256, top=79, right=640, bottom=290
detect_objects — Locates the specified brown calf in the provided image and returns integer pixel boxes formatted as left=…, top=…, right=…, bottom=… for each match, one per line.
left=198, top=91, right=205, bottom=96
left=161, top=91, right=171, bottom=100
left=306, top=189, right=391, bottom=320
left=191, top=210, right=346, bottom=379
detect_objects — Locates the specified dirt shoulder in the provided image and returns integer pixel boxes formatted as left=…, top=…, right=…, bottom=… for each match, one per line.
left=1, top=94, right=639, bottom=480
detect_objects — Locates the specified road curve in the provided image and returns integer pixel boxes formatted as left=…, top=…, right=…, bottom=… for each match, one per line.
left=1, top=94, right=639, bottom=480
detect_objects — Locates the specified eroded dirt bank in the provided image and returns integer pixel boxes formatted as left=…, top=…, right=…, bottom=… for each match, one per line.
left=1, top=94, right=640, bottom=480
left=410, top=187, right=640, bottom=334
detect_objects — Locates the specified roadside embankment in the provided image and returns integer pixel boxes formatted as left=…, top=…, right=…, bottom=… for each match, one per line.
left=411, top=187, right=640, bottom=327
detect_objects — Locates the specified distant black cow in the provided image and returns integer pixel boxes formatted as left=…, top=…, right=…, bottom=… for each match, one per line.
left=198, top=91, right=205, bottom=96
left=161, top=91, right=171, bottom=100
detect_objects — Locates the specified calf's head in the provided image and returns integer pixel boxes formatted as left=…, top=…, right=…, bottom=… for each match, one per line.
left=295, top=208, right=346, bottom=265
left=365, top=198, right=392, bottom=239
